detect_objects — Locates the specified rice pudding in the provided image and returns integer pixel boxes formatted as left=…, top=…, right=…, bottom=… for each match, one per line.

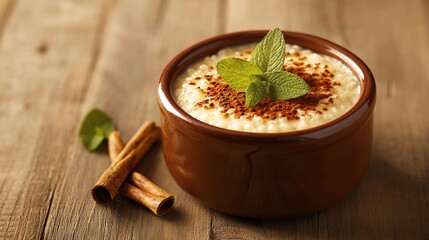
left=173, top=44, right=360, bottom=133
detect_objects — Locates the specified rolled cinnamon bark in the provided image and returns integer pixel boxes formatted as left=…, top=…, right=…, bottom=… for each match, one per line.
left=108, top=131, right=174, bottom=216
left=108, top=131, right=124, bottom=159
left=91, top=121, right=159, bottom=203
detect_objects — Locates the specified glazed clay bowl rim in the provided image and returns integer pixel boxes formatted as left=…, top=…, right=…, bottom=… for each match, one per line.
left=158, top=30, right=376, bottom=142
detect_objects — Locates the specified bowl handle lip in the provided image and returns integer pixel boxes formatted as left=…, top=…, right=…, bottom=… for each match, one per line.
left=158, top=30, right=376, bottom=142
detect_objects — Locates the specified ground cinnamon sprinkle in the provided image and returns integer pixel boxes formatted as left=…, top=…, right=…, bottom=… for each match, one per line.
left=195, top=57, right=339, bottom=120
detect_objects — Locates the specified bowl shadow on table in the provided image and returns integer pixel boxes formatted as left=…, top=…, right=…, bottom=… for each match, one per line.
left=314, top=145, right=428, bottom=239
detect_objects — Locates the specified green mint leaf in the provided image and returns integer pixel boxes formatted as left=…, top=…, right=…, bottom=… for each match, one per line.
left=85, top=132, right=104, bottom=152
left=217, top=58, right=263, bottom=92
left=245, top=75, right=266, bottom=107
left=249, top=28, right=285, bottom=72
left=216, top=28, right=311, bottom=107
left=265, top=71, right=310, bottom=100
left=79, top=109, right=115, bottom=151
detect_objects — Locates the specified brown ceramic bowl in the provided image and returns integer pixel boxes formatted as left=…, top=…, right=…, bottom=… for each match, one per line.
left=158, top=30, right=376, bottom=219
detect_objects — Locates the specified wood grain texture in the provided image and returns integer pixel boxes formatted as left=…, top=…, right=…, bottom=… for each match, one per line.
left=0, top=0, right=114, bottom=238
left=0, top=0, right=428, bottom=239
left=0, top=0, right=16, bottom=42
left=43, top=0, right=219, bottom=239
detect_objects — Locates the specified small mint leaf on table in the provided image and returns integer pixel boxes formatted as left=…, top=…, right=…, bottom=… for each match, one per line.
left=216, top=58, right=263, bottom=92
left=79, top=109, right=115, bottom=151
left=245, top=75, right=266, bottom=107
left=265, top=71, right=310, bottom=100
left=249, top=28, right=285, bottom=73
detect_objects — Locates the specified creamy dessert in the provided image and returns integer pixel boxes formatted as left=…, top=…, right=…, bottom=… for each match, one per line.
left=173, top=44, right=360, bottom=133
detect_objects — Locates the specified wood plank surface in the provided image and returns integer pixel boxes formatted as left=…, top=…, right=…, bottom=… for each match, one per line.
left=0, top=0, right=428, bottom=239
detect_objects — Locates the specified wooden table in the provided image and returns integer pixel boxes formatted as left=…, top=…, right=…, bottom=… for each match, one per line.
left=1, top=0, right=428, bottom=239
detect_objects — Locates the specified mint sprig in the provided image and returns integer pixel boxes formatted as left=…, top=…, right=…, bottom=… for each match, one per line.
left=216, top=58, right=263, bottom=92
left=246, top=75, right=266, bottom=107
left=216, top=28, right=310, bottom=107
left=249, top=27, right=285, bottom=72
left=264, top=71, right=309, bottom=100
left=79, top=109, right=115, bottom=151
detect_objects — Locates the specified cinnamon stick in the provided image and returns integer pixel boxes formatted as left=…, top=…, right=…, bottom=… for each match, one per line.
left=91, top=121, right=159, bottom=203
left=108, top=131, right=174, bottom=216
left=108, top=131, right=124, bottom=159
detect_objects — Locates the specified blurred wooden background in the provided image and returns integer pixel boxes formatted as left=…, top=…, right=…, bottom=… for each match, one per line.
left=1, top=0, right=428, bottom=239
